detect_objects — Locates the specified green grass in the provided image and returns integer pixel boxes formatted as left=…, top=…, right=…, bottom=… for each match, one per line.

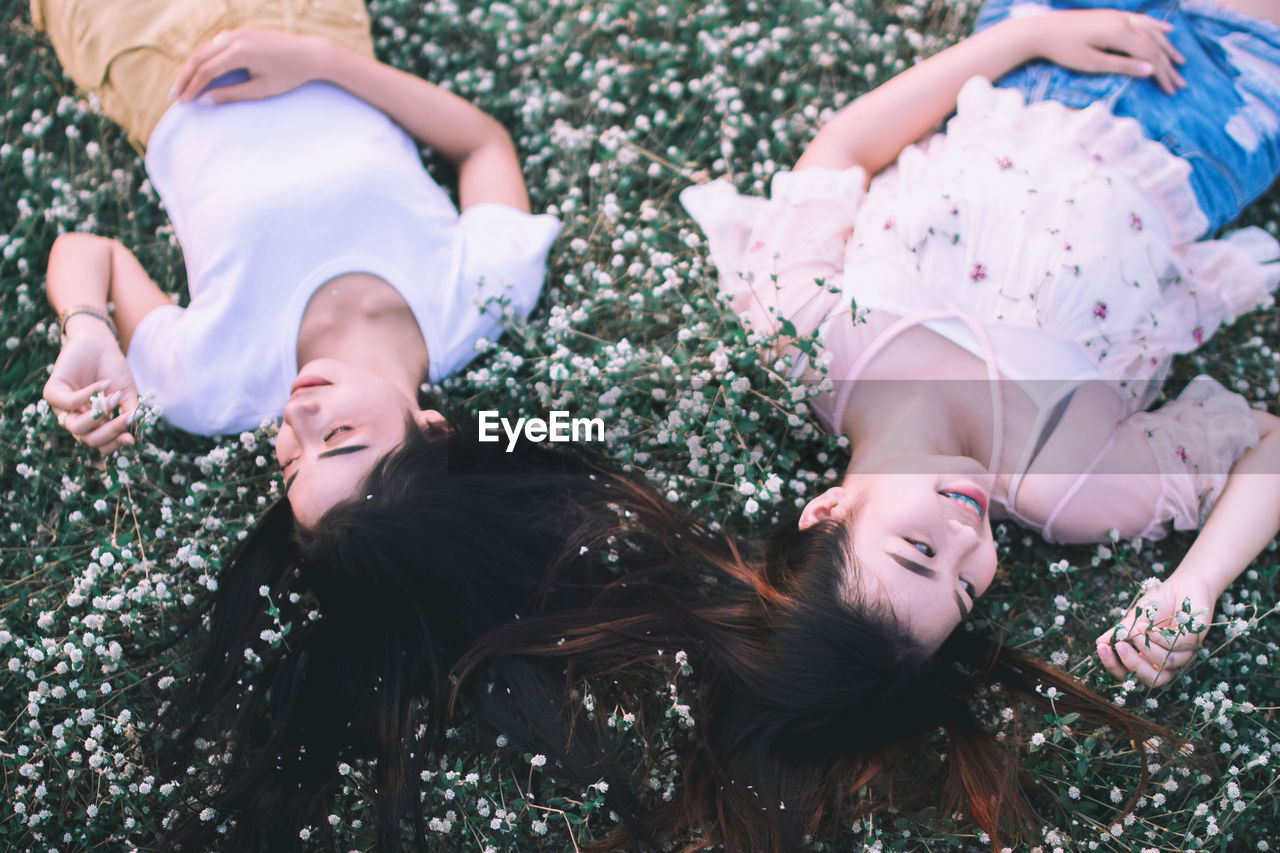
left=2, top=0, right=1279, bottom=849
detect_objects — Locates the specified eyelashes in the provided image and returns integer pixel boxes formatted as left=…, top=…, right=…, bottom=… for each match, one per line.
left=906, top=538, right=935, bottom=558
left=322, top=424, right=353, bottom=442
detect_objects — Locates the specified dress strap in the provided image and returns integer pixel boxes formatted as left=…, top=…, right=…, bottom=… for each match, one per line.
left=1039, top=428, right=1120, bottom=543
left=1005, top=384, right=1081, bottom=517
left=836, top=311, right=1005, bottom=472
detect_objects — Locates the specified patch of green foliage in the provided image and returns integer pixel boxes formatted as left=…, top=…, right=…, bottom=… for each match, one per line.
left=2, top=0, right=1278, bottom=848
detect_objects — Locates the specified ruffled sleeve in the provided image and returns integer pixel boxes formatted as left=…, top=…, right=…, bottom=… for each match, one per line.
left=679, top=167, right=867, bottom=342
left=1121, top=376, right=1261, bottom=537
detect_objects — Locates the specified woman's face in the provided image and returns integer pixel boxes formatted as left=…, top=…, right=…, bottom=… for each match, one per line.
left=273, top=358, right=441, bottom=528
left=800, top=459, right=998, bottom=650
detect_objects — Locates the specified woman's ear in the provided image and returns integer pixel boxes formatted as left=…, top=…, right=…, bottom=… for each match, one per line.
left=799, top=486, right=852, bottom=530
left=413, top=408, right=448, bottom=430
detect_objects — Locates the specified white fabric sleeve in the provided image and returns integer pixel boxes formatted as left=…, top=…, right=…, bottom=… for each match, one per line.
left=457, top=203, right=562, bottom=318
left=430, top=203, right=561, bottom=380
left=123, top=303, right=197, bottom=428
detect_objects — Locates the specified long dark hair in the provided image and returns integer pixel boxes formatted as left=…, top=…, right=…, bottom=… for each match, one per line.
left=458, top=507, right=1177, bottom=851
left=158, top=416, right=626, bottom=851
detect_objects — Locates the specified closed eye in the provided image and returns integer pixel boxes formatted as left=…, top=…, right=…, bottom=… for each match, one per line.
left=959, top=578, right=976, bottom=599
left=323, top=424, right=353, bottom=442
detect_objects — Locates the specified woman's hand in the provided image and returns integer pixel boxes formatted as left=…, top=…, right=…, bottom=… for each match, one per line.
left=43, top=322, right=138, bottom=455
left=1095, top=572, right=1217, bottom=687
left=170, top=28, right=325, bottom=105
left=1026, top=9, right=1186, bottom=95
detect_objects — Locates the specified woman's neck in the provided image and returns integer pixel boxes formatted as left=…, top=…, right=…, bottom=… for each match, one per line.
left=841, top=384, right=989, bottom=480
left=296, top=272, right=429, bottom=399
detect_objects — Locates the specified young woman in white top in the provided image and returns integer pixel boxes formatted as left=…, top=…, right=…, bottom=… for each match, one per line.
left=31, top=2, right=564, bottom=847
left=37, top=3, right=560, bottom=529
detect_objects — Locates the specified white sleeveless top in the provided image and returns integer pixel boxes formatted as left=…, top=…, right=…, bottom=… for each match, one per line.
left=129, top=81, right=560, bottom=435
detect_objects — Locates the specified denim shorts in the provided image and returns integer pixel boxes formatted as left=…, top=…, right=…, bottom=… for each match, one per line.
left=976, top=0, right=1280, bottom=236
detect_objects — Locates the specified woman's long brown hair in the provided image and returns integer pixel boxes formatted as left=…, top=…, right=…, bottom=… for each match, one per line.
left=457, top=479, right=1176, bottom=851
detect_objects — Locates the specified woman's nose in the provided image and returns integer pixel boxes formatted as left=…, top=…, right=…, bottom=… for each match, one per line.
left=282, top=396, right=321, bottom=428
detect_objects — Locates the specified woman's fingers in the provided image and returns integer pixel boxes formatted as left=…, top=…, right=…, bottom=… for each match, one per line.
left=1112, top=639, right=1184, bottom=687
left=44, top=377, right=110, bottom=415
left=1095, top=640, right=1131, bottom=681
left=197, top=78, right=269, bottom=106
left=177, top=51, right=246, bottom=105
left=78, top=409, right=135, bottom=454
left=1128, top=629, right=1197, bottom=669
left=1124, top=15, right=1186, bottom=93
left=1141, top=17, right=1185, bottom=64
left=172, top=31, right=237, bottom=101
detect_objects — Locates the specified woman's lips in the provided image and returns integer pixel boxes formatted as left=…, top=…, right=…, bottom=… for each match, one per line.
left=939, top=485, right=988, bottom=521
left=290, top=375, right=331, bottom=396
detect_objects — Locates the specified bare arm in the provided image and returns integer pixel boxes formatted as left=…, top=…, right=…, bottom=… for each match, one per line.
left=170, top=29, right=529, bottom=212
left=797, top=9, right=1184, bottom=177
left=1097, top=411, right=1280, bottom=686
left=43, top=233, right=171, bottom=453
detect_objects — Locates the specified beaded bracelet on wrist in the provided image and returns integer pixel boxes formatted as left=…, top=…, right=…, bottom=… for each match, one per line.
left=59, top=305, right=117, bottom=338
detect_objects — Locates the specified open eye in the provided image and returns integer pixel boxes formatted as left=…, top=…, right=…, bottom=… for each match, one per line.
left=322, top=424, right=353, bottom=442
left=906, top=539, right=934, bottom=558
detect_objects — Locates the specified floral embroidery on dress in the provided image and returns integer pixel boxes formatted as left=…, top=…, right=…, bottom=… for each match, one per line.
left=969, top=262, right=987, bottom=282
left=996, top=156, right=1012, bottom=170
left=1129, top=212, right=1143, bottom=231
left=1093, top=301, right=1108, bottom=320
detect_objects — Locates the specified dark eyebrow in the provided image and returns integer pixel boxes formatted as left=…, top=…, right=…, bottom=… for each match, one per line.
left=283, top=445, right=370, bottom=495
left=888, top=552, right=935, bottom=578
left=319, top=444, right=369, bottom=460
left=889, top=552, right=970, bottom=621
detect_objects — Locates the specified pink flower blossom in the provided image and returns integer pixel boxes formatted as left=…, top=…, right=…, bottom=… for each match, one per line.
left=996, top=156, right=1012, bottom=170
left=883, top=216, right=895, bottom=230
left=1093, top=301, right=1108, bottom=320
left=1193, top=326, right=1205, bottom=345
left=1129, top=213, right=1143, bottom=231
left=1176, top=446, right=1189, bottom=463
left=970, top=262, right=987, bottom=282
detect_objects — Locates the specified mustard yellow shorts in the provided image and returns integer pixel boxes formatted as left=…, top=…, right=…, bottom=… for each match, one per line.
left=30, top=0, right=374, bottom=152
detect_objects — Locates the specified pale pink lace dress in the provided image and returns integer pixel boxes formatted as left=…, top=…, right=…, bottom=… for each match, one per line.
left=682, top=78, right=1278, bottom=544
